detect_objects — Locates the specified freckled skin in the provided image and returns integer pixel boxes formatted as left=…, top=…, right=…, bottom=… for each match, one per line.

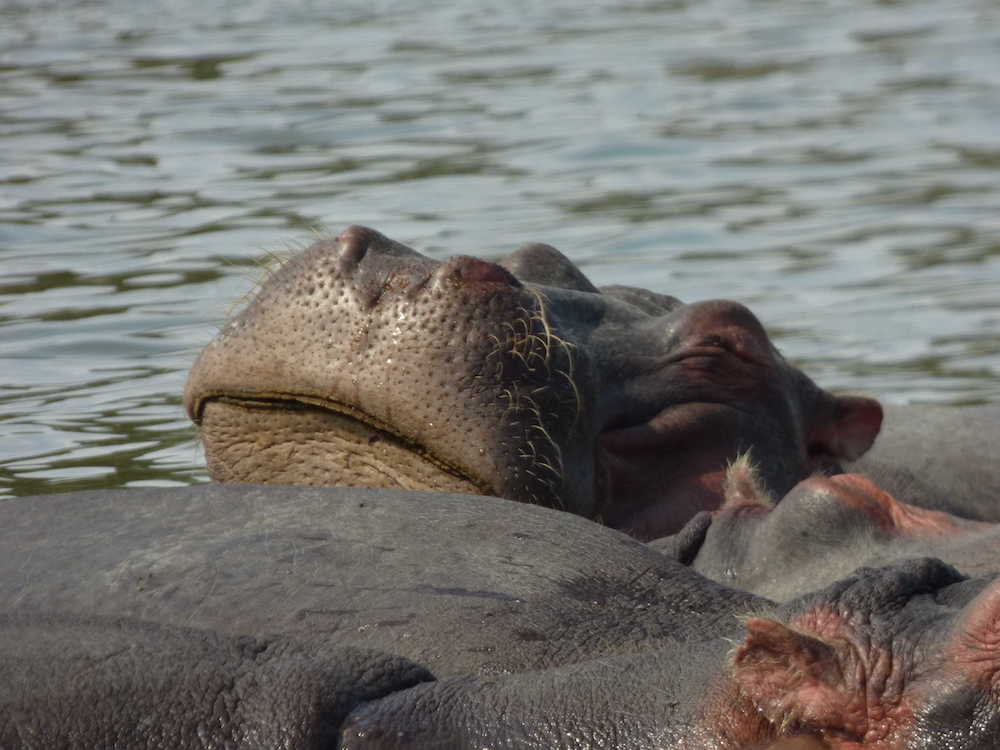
left=185, top=225, right=882, bottom=538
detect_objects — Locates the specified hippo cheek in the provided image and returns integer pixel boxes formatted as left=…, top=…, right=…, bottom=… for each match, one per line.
left=592, top=299, right=882, bottom=541
left=596, top=393, right=882, bottom=542
left=598, top=402, right=773, bottom=540
left=587, top=300, right=812, bottom=539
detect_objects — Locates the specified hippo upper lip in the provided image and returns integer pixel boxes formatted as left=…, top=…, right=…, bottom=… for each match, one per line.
left=184, top=225, right=601, bottom=513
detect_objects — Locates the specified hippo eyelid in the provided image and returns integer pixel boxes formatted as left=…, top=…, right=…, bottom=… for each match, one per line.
left=698, top=335, right=729, bottom=350
left=688, top=334, right=771, bottom=368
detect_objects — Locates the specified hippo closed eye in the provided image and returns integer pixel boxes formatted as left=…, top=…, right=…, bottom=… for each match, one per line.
left=185, top=225, right=882, bottom=538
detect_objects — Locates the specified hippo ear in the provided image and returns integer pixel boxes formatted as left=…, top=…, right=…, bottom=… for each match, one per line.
left=732, top=618, right=861, bottom=737
left=806, top=395, right=883, bottom=462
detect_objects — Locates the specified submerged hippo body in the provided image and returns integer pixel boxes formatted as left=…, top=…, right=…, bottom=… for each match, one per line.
left=185, top=226, right=882, bottom=538
left=845, top=403, right=1000, bottom=522
left=5, top=486, right=1000, bottom=749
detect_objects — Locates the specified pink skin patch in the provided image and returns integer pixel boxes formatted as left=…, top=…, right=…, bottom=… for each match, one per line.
left=731, top=606, right=916, bottom=748
left=716, top=464, right=989, bottom=539
left=941, top=578, right=1000, bottom=688
left=805, top=474, right=987, bottom=538
left=891, top=578, right=1000, bottom=748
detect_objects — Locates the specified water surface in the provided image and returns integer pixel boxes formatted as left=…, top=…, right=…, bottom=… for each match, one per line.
left=2, top=0, right=998, bottom=498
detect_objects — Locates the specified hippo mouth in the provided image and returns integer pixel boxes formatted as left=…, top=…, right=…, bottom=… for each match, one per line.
left=192, top=394, right=489, bottom=496
left=190, top=385, right=760, bottom=540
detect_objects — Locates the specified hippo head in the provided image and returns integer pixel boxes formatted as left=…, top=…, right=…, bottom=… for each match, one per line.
left=184, top=226, right=882, bottom=539
left=721, top=559, right=1000, bottom=749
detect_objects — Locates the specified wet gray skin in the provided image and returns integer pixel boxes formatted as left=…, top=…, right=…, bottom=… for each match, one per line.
left=844, top=404, right=1000, bottom=523
left=185, top=226, right=883, bottom=539
left=5, top=487, right=1000, bottom=749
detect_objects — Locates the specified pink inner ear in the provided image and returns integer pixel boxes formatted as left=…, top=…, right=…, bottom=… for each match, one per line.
left=808, top=396, right=883, bottom=462
left=733, top=618, right=860, bottom=736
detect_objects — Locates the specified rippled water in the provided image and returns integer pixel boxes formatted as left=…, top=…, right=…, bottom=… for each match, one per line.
left=2, top=0, right=998, bottom=499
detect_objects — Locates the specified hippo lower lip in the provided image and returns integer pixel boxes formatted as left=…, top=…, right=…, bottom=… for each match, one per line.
left=195, top=394, right=488, bottom=495
left=194, top=390, right=723, bottom=522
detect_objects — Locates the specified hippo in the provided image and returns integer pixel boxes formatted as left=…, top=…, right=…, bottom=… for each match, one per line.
left=655, top=456, right=1000, bottom=600
left=8, top=228, right=999, bottom=747
left=4, top=485, right=1000, bottom=748
left=184, top=225, right=883, bottom=539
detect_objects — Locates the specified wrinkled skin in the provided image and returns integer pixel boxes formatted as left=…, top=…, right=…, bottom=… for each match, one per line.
left=185, top=226, right=882, bottom=538
left=654, top=459, right=1000, bottom=601
left=4, top=487, right=1000, bottom=749
left=725, top=559, right=1000, bottom=750
left=845, top=404, right=1000, bottom=522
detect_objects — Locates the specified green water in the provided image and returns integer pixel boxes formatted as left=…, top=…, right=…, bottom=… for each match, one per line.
left=1, top=0, right=998, bottom=498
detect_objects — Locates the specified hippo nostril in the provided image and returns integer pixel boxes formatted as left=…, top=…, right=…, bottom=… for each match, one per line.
left=498, top=242, right=599, bottom=293
left=437, top=256, right=523, bottom=287
left=336, top=225, right=375, bottom=272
